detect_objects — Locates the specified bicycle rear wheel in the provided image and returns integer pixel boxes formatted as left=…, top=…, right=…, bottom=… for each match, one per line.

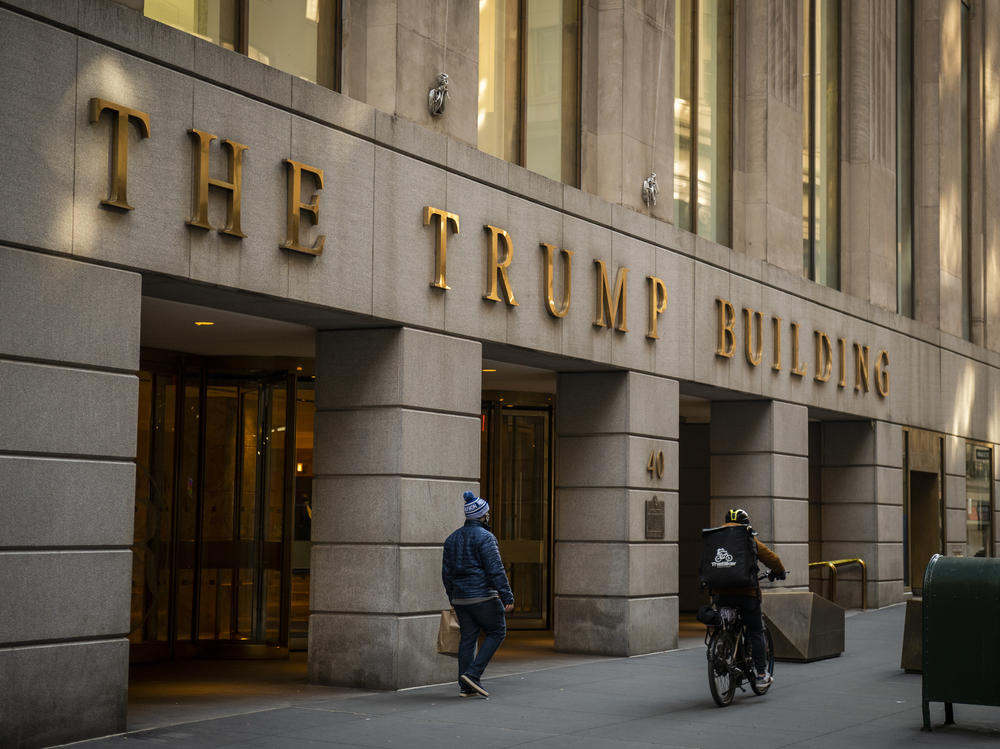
left=707, top=631, right=737, bottom=706
left=749, top=628, right=775, bottom=696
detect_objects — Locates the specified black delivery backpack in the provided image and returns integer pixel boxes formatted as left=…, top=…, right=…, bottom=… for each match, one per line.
left=698, top=524, right=759, bottom=590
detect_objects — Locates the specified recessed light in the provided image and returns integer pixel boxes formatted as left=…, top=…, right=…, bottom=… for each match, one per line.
left=482, top=368, right=497, bottom=372
left=194, top=321, right=215, bottom=326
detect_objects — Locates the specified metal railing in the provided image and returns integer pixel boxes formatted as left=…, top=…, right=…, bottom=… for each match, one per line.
left=809, top=558, right=868, bottom=610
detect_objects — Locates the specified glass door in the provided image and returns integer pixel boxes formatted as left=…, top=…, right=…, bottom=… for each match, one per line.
left=965, top=444, right=993, bottom=558
left=131, top=364, right=298, bottom=659
left=197, top=375, right=291, bottom=649
left=481, top=397, right=552, bottom=629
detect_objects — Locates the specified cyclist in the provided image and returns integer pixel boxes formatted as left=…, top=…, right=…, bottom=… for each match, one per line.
left=715, top=508, right=786, bottom=685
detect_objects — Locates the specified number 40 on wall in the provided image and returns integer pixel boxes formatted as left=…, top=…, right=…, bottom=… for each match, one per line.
left=646, top=449, right=664, bottom=479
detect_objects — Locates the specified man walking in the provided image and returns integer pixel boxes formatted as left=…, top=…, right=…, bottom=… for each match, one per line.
left=441, top=490, right=514, bottom=698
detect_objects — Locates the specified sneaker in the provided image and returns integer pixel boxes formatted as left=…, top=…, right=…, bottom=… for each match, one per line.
left=459, top=689, right=477, bottom=698
left=460, top=674, right=490, bottom=697
left=755, top=672, right=773, bottom=686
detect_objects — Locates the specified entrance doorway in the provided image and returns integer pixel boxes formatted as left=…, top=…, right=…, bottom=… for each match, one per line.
left=480, top=393, right=553, bottom=629
left=131, top=357, right=314, bottom=660
left=903, top=428, right=943, bottom=594
left=907, top=471, right=941, bottom=592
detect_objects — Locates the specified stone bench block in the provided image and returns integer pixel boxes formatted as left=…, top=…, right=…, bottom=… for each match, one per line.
left=900, top=596, right=922, bottom=672
left=762, top=590, right=844, bottom=662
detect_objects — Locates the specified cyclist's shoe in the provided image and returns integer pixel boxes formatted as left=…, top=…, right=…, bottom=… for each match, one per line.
left=755, top=671, right=773, bottom=686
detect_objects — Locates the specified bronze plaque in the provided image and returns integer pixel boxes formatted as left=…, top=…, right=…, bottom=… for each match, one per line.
left=645, top=496, right=664, bottom=540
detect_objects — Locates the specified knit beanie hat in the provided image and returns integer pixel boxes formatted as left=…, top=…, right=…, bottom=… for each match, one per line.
left=463, top=490, right=489, bottom=520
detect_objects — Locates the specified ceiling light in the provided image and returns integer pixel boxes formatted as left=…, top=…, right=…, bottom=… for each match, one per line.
left=194, top=321, right=214, bottom=326
left=482, top=368, right=497, bottom=372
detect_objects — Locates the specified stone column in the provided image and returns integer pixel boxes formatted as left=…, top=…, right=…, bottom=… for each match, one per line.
left=942, top=435, right=967, bottom=558
left=554, top=371, right=679, bottom=656
left=913, top=0, right=966, bottom=335
left=0, top=247, right=139, bottom=747
left=341, top=0, right=479, bottom=146
left=731, top=0, right=802, bottom=269
left=840, top=0, right=896, bottom=310
left=710, top=401, right=809, bottom=587
left=309, top=327, right=481, bottom=690
left=820, top=421, right=904, bottom=608
left=580, top=0, right=673, bottom=220
left=984, top=1, right=1000, bottom=353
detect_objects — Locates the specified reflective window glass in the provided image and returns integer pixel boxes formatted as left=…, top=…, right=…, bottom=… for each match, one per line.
left=146, top=0, right=339, bottom=90
left=802, top=0, right=840, bottom=289
left=674, top=0, right=732, bottom=246
left=965, top=445, right=992, bottom=558
left=478, top=0, right=520, bottom=165
left=248, top=0, right=338, bottom=89
left=478, top=0, right=579, bottom=185
left=144, top=0, right=237, bottom=49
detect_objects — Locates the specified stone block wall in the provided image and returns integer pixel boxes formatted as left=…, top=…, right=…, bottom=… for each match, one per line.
left=819, top=421, right=904, bottom=608
left=555, top=371, right=679, bottom=655
left=309, top=327, right=481, bottom=689
left=0, top=246, right=140, bottom=748
left=710, top=400, right=809, bottom=589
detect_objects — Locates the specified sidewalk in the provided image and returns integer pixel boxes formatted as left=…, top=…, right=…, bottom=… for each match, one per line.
left=67, top=604, right=999, bottom=748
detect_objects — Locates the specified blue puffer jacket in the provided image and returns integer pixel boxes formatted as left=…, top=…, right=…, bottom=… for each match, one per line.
left=442, top=520, right=514, bottom=606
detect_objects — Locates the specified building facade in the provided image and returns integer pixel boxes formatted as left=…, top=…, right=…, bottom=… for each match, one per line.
left=1, top=0, right=998, bottom=745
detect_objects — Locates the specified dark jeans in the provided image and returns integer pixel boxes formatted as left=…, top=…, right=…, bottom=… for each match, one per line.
left=718, top=593, right=767, bottom=674
left=454, top=598, right=507, bottom=686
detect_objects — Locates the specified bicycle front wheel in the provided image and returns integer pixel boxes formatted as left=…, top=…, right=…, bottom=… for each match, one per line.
left=749, top=628, right=775, bottom=696
left=707, top=631, right=737, bottom=706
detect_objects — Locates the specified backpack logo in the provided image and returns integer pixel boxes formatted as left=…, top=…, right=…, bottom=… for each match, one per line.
left=711, top=547, right=735, bottom=568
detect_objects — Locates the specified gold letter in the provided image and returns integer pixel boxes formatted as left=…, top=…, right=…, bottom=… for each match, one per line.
left=89, top=98, right=151, bottom=211
left=743, top=308, right=763, bottom=366
left=280, top=159, right=325, bottom=255
left=838, top=337, right=847, bottom=387
left=593, top=260, right=629, bottom=331
left=647, top=276, right=668, bottom=339
left=423, top=206, right=459, bottom=289
left=790, top=322, right=807, bottom=377
left=875, top=349, right=890, bottom=397
left=541, top=243, right=573, bottom=317
left=854, top=343, right=871, bottom=392
left=772, top=316, right=782, bottom=371
left=483, top=225, right=518, bottom=306
left=715, top=298, right=735, bottom=358
left=186, top=129, right=248, bottom=237
left=814, top=331, right=833, bottom=382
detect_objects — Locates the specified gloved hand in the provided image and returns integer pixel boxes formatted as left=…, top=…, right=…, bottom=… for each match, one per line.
left=768, top=570, right=787, bottom=581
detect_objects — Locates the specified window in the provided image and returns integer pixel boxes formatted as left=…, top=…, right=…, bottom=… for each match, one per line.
left=477, top=0, right=580, bottom=185
left=965, top=444, right=992, bottom=558
left=674, top=0, right=732, bottom=246
left=145, top=0, right=340, bottom=90
left=961, top=0, right=971, bottom=339
left=802, top=0, right=839, bottom=289
left=896, top=0, right=914, bottom=317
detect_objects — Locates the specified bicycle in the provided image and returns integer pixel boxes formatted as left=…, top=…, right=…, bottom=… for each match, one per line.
left=700, top=572, right=780, bottom=707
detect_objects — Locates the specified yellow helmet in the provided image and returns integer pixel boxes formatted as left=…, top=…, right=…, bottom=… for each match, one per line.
left=726, top=508, right=750, bottom=525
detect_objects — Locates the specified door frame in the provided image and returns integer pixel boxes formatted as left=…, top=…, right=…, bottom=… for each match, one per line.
left=481, top=390, right=555, bottom=629
left=131, top=351, right=303, bottom=661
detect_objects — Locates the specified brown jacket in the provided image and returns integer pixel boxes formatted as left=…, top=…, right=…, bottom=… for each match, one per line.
left=715, top=522, right=786, bottom=598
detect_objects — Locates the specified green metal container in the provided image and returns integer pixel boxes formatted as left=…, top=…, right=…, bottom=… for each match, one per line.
left=921, top=554, right=1000, bottom=730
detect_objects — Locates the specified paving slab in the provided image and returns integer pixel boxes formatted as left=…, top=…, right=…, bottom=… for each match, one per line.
left=66, top=605, right=1000, bottom=748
